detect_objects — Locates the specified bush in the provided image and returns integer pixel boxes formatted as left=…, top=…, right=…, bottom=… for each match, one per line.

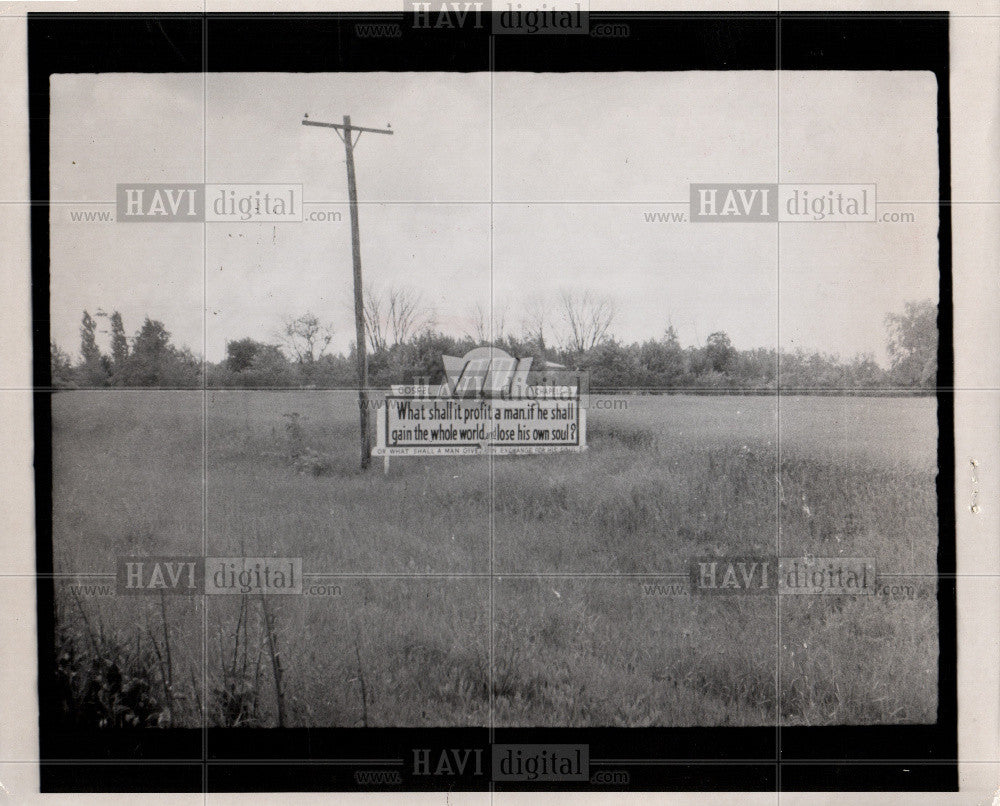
left=55, top=627, right=166, bottom=728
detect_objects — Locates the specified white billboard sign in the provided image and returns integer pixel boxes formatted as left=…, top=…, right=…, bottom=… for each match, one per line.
left=373, top=347, right=587, bottom=460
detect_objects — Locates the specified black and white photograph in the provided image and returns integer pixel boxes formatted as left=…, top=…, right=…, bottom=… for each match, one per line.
left=4, top=4, right=998, bottom=801
left=48, top=65, right=942, bottom=727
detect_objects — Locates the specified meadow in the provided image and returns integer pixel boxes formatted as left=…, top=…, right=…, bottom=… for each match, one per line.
left=51, top=390, right=939, bottom=728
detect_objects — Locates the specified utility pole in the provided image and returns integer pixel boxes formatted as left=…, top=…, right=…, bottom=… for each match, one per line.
left=302, top=114, right=393, bottom=470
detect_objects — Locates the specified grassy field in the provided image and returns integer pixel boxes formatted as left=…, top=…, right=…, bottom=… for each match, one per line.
left=51, top=390, right=939, bottom=728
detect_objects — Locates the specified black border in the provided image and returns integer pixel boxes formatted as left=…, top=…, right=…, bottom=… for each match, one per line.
left=29, top=11, right=956, bottom=794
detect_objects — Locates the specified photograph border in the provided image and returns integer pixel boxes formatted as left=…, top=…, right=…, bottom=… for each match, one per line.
left=28, top=10, right=956, bottom=793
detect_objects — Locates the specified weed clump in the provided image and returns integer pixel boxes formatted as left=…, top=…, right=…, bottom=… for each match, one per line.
left=55, top=627, right=166, bottom=728
left=282, top=412, right=334, bottom=475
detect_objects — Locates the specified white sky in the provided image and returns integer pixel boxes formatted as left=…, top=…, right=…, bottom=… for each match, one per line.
left=50, top=70, right=939, bottom=364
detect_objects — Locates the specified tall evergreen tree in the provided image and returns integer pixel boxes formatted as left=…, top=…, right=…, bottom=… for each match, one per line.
left=80, top=310, right=100, bottom=366
left=109, top=311, right=129, bottom=370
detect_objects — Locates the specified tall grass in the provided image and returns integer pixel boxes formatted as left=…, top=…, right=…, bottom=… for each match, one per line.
left=51, top=390, right=939, bottom=727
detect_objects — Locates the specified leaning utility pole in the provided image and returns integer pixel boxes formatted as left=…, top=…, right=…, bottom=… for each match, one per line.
left=302, top=114, right=393, bottom=470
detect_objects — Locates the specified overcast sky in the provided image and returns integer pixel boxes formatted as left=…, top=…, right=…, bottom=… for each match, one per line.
left=50, top=70, right=938, bottom=364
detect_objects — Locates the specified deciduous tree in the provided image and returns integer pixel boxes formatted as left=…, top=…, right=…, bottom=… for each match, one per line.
left=885, top=299, right=937, bottom=387
left=280, top=313, right=334, bottom=364
left=557, top=290, right=616, bottom=353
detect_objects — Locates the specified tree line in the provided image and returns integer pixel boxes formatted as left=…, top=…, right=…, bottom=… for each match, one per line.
left=50, top=294, right=938, bottom=393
